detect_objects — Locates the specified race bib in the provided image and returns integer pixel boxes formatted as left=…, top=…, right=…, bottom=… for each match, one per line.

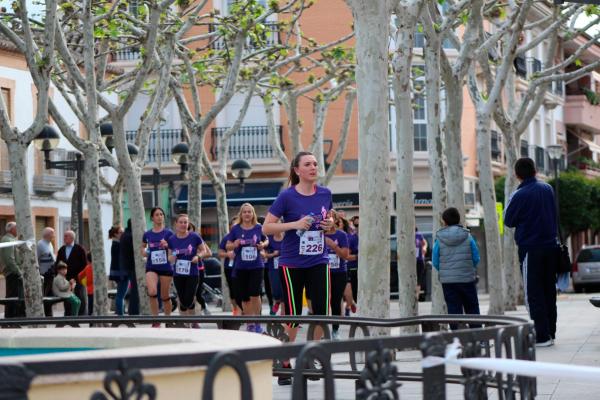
left=151, top=250, right=167, bottom=265
left=175, top=259, right=191, bottom=275
left=273, top=256, right=280, bottom=270
left=241, top=247, right=257, bottom=261
left=299, top=231, right=324, bottom=255
left=328, top=253, right=340, bottom=269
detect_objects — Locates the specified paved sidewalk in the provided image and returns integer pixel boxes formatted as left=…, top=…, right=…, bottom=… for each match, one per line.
left=270, top=292, right=600, bottom=400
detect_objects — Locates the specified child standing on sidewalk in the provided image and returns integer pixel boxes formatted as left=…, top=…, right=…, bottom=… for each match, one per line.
left=53, top=261, right=81, bottom=316
left=432, top=207, right=481, bottom=322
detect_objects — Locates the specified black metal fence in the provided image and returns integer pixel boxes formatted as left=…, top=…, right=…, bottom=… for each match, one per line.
left=0, top=314, right=536, bottom=400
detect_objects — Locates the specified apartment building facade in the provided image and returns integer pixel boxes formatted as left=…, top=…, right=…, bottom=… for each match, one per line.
left=0, top=35, right=116, bottom=269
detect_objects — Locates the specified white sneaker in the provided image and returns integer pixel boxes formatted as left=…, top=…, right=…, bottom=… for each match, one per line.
left=535, top=339, right=553, bottom=347
left=332, top=331, right=340, bottom=340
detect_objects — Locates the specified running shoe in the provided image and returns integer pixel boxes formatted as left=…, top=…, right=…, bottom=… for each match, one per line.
left=201, top=308, right=211, bottom=316
left=272, top=302, right=280, bottom=314
left=535, top=339, right=553, bottom=347
left=350, top=304, right=357, bottom=313
left=191, top=322, right=201, bottom=329
left=332, top=330, right=340, bottom=340
left=151, top=322, right=161, bottom=328
left=254, top=324, right=264, bottom=334
left=345, top=308, right=350, bottom=317
left=246, top=323, right=255, bottom=332
left=278, top=362, right=292, bottom=386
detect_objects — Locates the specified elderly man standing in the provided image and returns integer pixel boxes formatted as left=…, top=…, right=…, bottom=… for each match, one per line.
left=56, top=230, right=87, bottom=315
left=37, top=227, right=56, bottom=297
left=1, top=222, right=25, bottom=317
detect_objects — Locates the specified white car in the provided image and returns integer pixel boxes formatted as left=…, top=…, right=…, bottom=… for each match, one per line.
left=572, top=245, right=600, bottom=293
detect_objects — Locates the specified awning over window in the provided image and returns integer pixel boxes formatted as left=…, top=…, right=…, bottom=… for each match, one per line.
left=175, top=182, right=283, bottom=209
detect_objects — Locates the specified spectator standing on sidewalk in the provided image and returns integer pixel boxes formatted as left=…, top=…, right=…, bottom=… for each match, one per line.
left=432, top=207, right=481, bottom=328
left=37, top=227, right=56, bottom=296
left=0, top=222, right=25, bottom=317
left=504, top=157, right=559, bottom=347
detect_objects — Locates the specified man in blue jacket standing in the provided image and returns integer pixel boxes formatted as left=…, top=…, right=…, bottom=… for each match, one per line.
left=504, top=158, right=559, bottom=347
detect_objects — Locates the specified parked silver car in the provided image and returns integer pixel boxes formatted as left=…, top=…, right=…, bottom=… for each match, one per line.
left=572, top=245, right=600, bottom=293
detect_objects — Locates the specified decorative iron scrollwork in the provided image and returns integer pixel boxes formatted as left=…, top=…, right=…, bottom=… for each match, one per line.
left=202, top=351, right=253, bottom=400
left=356, top=343, right=401, bottom=400
left=266, top=322, right=289, bottom=343
left=90, top=362, right=156, bottom=400
left=461, top=338, right=490, bottom=400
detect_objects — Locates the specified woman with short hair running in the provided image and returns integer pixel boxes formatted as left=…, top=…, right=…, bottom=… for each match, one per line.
left=142, top=207, right=173, bottom=326
left=227, top=203, right=269, bottom=333
left=263, top=151, right=334, bottom=384
left=168, top=214, right=210, bottom=326
left=325, top=210, right=350, bottom=340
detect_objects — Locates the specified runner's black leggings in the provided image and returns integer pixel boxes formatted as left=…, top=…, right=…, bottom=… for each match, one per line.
left=279, top=264, right=328, bottom=328
left=330, top=271, right=347, bottom=332
left=174, top=275, right=199, bottom=312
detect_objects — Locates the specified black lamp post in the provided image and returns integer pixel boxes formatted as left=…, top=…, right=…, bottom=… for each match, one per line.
left=323, top=139, right=333, bottom=171
left=149, top=142, right=189, bottom=207
left=547, top=144, right=563, bottom=237
left=33, top=124, right=138, bottom=245
left=231, top=159, right=252, bottom=191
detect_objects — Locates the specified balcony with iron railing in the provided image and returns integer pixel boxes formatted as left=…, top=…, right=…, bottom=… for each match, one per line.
left=209, top=22, right=280, bottom=51
left=126, top=129, right=184, bottom=164
left=113, top=46, right=141, bottom=62
left=210, top=125, right=283, bottom=161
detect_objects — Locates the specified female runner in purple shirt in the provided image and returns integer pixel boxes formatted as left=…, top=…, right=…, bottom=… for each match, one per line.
left=167, top=214, right=210, bottom=325
left=227, top=203, right=268, bottom=333
left=325, top=211, right=350, bottom=339
left=263, top=152, right=334, bottom=383
left=141, top=207, right=173, bottom=325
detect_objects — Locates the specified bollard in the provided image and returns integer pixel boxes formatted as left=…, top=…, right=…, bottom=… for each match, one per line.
left=421, top=334, right=446, bottom=400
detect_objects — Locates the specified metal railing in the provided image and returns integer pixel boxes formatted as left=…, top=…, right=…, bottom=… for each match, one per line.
left=209, top=21, right=280, bottom=51
left=113, top=47, right=141, bottom=62
left=126, top=129, right=184, bottom=164
left=210, top=125, right=283, bottom=160
left=0, top=314, right=536, bottom=400
left=528, top=57, right=542, bottom=75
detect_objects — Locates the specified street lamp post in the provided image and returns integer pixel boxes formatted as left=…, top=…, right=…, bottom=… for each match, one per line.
left=33, top=124, right=139, bottom=245
left=547, top=144, right=564, bottom=236
left=231, top=159, right=252, bottom=191
left=148, top=142, right=189, bottom=207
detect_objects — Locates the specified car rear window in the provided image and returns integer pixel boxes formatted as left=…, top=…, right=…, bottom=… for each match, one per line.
left=577, top=249, right=600, bottom=263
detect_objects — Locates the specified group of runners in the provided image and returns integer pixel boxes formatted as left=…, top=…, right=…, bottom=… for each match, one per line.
left=140, top=151, right=359, bottom=381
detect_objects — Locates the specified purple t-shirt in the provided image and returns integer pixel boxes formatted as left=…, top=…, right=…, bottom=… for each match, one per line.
left=415, top=232, right=425, bottom=261
left=167, top=232, right=204, bottom=277
left=347, top=233, right=358, bottom=270
left=326, top=230, right=348, bottom=273
left=265, top=235, right=282, bottom=271
left=268, top=185, right=332, bottom=268
left=229, top=224, right=266, bottom=270
left=219, top=232, right=234, bottom=268
left=142, top=229, right=174, bottom=272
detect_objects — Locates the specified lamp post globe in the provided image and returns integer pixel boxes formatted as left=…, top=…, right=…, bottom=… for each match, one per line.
left=231, top=159, right=252, bottom=183
left=100, top=123, right=114, bottom=152
left=33, top=124, right=60, bottom=152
